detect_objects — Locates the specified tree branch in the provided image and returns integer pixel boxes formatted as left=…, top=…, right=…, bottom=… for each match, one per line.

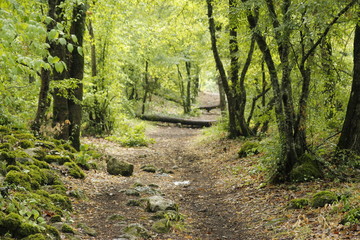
left=302, top=0, right=357, bottom=65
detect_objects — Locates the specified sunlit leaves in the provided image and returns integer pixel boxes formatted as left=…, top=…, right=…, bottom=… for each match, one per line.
left=67, top=43, right=74, bottom=52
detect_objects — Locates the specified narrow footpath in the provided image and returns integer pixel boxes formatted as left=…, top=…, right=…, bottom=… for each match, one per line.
left=68, top=123, right=269, bottom=240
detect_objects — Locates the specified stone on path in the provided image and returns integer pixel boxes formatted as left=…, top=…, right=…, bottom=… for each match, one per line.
left=107, top=157, right=133, bottom=176
left=145, top=195, right=177, bottom=212
left=120, top=223, right=150, bottom=239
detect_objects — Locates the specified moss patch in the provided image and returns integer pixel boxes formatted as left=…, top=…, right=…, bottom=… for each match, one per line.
left=287, top=198, right=309, bottom=209
left=290, top=153, right=322, bottom=182
left=311, top=191, right=338, bottom=208
left=64, top=162, right=85, bottom=179
left=44, top=155, right=71, bottom=165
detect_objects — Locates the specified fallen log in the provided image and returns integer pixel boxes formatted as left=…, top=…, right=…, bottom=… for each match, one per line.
left=197, top=104, right=220, bottom=112
left=138, top=114, right=216, bottom=128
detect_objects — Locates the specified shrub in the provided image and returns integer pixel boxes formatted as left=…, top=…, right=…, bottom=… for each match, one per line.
left=341, top=208, right=360, bottom=225
left=238, top=141, right=260, bottom=158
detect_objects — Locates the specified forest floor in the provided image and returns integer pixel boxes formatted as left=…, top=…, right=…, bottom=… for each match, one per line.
left=66, top=93, right=360, bottom=240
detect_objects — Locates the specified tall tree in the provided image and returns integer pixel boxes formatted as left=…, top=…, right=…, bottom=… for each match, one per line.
left=68, top=2, right=86, bottom=150
left=338, top=11, right=360, bottom=155
left=242, top=0, right=356, bottom=182
left=206, top=0, right=254, bottom=138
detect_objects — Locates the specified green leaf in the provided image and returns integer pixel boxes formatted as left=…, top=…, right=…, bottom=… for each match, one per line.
left=77, top=46, right=83, bottom=56
left=31, top=209, right=40, bottom=219
left=71, top=34, right=78, bottom=43
left=48, top=29, right=58, bottom=41
left=55, top=61, right=64, bottom=73
left=58, top=38, right=66, bottom=46
left=48, top=56, right=60, bottom=64
left=56, top=22, right=64, bottom=31
left=67, top=43, right=74, bottom=52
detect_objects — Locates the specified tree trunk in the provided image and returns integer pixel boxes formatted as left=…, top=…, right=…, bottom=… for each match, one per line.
left=32, top=0, right=65, bottom=134
left=141, top=61, right=149, bottom=115
left=217, top=75, right=227, bottom=114
left=185, top=61, right=192, bottom=113
left=67, top=2, right=86, bottom=151
left=338, top=19, right=360, bottom=154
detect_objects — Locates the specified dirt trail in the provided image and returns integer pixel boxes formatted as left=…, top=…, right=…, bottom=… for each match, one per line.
left=69, top=93, right=269, bottom=239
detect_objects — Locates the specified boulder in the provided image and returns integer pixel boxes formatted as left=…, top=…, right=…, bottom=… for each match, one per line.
left=151, top=219, right=170, bottom=233
left=145, top=196, right=177, bottom=212
left=107, top=157, right=133, bottom=176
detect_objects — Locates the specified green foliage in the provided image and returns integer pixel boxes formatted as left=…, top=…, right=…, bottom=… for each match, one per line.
left=341, top=208, right=360, bottom=225
left=289, top=154, right=322, bottom=183
left=287, top=198, right=309, bottom=209
left=238, top=141, right=260, bottom=158
left=49, top=194, right=72, bottom=211
left=106, top=121, right=155, bottom=147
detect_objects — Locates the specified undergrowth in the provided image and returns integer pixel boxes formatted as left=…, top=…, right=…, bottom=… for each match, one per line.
left=0, top=125, right=102, bottom=239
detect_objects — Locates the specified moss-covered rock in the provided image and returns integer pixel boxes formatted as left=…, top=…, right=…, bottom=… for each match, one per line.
left=50, top=215, right=62, bottom=223
left=3, top=135, right=17, bottom=145
left=0, top=125, right=11, bottom=134
left=151, top=219, right=170, bottom=233
left=0, top=142, right=12, bottom=150
left=42, top=184, right=67, bottom=195
left=123, top=223, right=150, bottom=239
left=311, top=191, right=338, bottom=208
left=290, top=154, right=322, bottom=182
left=61, top=224, right=75, bottom=233
left=5, top=170, right=32, bottom=190
left=44, top=155, right=71, bottom=165
left=58, top=143, right=77, bottom=153
left=106, top=157, right=133, bottom=176
left=2, top=212, right=23, bottom=232
left=77, top=223, right=97, bottom=237
left=18, top=140, right=35, bottom=149
left=13, top=133, right=35, bottom=140
left=21, top=233, right=47, bottom=240
left=24, top=148, right=47, bottom=162
left=45, top=225, right=61, bottom=240
left=0, top=150, right=16, bottom=165
left=50, top=194, right=72, bottom=211
left=18, top=222, right=42, bottom=237
left=141, top=165, right=157, bottom=173
left=34, top=140, right=56, bottom=149
left=238, top=141, right=260, bottom=158
left=64, top=162, right=85, bottom=179
left=31, top=159, right=49, bottom=169
left=6, top=164, right=21, bottom=172
left=287, top=198, right=309, bottom=209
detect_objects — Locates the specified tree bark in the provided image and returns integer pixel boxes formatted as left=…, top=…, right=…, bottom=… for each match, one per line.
left=338, top=18, right=360, bottom=154
left=68, top=2, right=86, bottom=151
left=141, top=61, right=149, bottom=115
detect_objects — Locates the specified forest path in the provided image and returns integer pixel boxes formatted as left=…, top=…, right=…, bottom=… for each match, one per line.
left=69, top=93, right=269, bottom=239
